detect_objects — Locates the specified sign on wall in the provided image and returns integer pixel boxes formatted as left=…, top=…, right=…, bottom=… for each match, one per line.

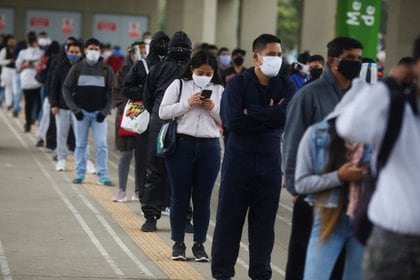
left=0, top=7, right=15, bottom=34
left=336, top=0, right=381, bottom=60
left=92, top=13, right=149, bottom=53
left=26, top=9, right=81, bottom=43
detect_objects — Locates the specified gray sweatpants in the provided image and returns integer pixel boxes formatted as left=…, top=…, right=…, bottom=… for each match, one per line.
left=118, top=150, right=135, bottom=192
left=363, top=225, right=420, bottom=279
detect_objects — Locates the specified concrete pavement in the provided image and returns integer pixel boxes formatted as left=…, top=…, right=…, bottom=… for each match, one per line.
left=0, top=109, right=293, bottom=279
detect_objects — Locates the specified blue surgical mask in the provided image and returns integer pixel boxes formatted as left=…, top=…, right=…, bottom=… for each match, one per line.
left=219, top=54, right=231, bottom=66
left=67, top=54, right=81, bottom=63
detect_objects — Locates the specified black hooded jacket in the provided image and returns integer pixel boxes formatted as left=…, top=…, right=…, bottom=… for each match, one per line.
left=143, top=31, right=192, bottom=114
left=122, top=31, right=170, bottom=101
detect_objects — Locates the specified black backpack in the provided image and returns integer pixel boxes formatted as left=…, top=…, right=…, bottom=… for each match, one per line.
left=354, top=77, right=417, bottom=245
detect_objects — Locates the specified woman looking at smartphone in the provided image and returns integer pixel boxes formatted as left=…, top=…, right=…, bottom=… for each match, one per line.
left=159, top=50, right=224, bottom=262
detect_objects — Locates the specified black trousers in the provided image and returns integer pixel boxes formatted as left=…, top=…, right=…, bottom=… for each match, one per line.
left=285, top=195, right=313, bottom=280
left=46, top=111, right=56, bottom=150
left=140, top=113, right=170, bottom=219
left=212, top=147, right=282, bottom=280
left=23, top=88, right=41, bottom=131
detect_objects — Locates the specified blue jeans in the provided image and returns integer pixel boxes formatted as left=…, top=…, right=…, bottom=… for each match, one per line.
left=165, top=135, right=221, bottom=243
left=304, top=211, right=364, bottom=280
left=72, top=110, right=108, bottom=178
left=13, top=73, right=21, bottom=113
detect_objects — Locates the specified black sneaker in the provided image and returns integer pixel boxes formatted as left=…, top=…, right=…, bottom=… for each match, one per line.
left=192, top=243, right=209, bottom=262
left=140, top=218, right=157, bottom=232
left=35, top=139, right=44, bottom=147
left=172, top=241, right=186, bottom=261
left=185, top=220, right=194, bottom=234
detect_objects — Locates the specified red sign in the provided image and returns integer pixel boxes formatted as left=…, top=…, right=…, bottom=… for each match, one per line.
left=30, top=17, right=50, bottom=27
left=62, top=18, right=74, bottom=34
left=96, top=21, right=117, bottom=32
left=128, top=22, right=140, bottom=38
left=0, top=15, right=5, bottom=31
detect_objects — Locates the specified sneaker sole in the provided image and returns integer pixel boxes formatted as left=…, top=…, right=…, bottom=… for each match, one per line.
left=171, top=255, right=187, bottom=261
left=194, top=257, right=209, bottom=262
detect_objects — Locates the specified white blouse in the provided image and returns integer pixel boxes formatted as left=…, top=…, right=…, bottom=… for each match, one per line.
left=159, top=79, right=223, bottom=138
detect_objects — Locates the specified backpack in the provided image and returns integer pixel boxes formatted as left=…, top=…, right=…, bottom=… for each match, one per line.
left=353, top=77, right=412, bottom=245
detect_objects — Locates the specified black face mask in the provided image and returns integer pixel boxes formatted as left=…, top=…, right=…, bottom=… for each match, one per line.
left=155, top=44, right=168, bottom=56
left=171, top=49, right=191, bottom=62
left=310, top=68, right=323, bottom=80
left=233, top=56, right=244, bottom=66
left=337, top=59, right=362, bottom=80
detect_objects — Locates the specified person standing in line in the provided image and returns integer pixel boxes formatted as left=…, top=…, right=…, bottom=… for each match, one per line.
left=15, top=31, right=44, bottom=133
left=11, top=40, right=27, bottom=118
left=140, top=31, right=192, bottom=232
left=337, top=39, right=420, bottom=280
left=282, top=36, right=363, bottom=280
left=112, top=41, right=144, bottom=202
left=0, top=35, right=17, bottom=111
left=122, top=32, right=170, bottom=202
left=34, top=40, right=60, bottom=149
left=50, top=41, right=84, bottom=172
left=211, top=34, right=295, bottom=280
left=222, top=48, right=247, bottom=85
left=159, top=50, right=223, bottom=262
left=306, top=54, right=325, bottom=84
left=62, top=38, right=114, bottom=186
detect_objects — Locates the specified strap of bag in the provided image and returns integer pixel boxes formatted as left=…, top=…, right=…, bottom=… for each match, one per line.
left=376, top=78, right=406, bottom=173
left=140, top=59, right=149, bottom=74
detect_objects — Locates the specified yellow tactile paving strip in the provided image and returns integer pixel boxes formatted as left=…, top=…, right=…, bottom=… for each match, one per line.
left=82, top=179, right=205, bottom=280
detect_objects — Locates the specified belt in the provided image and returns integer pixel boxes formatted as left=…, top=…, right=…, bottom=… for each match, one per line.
left=177, top=133, right=219, bottom=142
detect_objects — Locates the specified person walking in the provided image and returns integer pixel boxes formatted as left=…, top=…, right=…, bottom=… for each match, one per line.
left=294, top=80, right=370, bottom=280
left=337, top=38, right=420, bottom=279
left=211, top=34, right=295, bottom=280
left=63, top=38, right=114, bottom=185
left=159, top=50, right=223, bottom=262
left=283, top=36, right=363, bottom=280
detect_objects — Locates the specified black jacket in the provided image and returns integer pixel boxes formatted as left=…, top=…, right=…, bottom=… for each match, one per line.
left=221, top=67, right=295, bottom=153
left=143, top=57, right=188, bottom=114
left=50, top=58, right=73, bottom=109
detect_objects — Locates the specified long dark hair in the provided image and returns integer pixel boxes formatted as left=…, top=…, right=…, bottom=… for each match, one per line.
left=181, top=50, right=222, bottom=85
left=318, top=119, right=349, bottom=241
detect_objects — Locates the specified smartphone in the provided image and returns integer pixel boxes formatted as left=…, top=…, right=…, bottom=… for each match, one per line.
left=201, top=90, right=212, bottom=99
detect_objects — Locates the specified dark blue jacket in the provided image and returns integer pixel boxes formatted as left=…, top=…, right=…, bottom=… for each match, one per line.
left=221, top=67, right=295, bottom=154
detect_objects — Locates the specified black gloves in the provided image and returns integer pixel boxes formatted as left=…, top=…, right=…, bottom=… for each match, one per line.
left=74, top=111, right=84, bottom=121
left=96, top=112, right=106, bottom=123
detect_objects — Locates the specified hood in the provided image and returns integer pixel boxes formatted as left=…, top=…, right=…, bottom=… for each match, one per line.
left=150, top=31, right=170, bottom=51
left=326, top=78, right=369, bottom=121
left=168, top=31, right=192, bottom=49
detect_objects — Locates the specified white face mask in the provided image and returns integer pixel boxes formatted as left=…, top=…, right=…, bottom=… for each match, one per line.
left=192, top=73, right=213, bottom=89
left=38, top=37, right=51, bottom=47
left=144, top=39, right=152, bottom=45
left=258, top=55, right=283, bottom=78
left=86, top=50, right=100, bottom=63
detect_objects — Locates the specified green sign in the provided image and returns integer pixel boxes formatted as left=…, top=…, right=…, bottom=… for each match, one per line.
left=336, top=0, right=381, bottom=60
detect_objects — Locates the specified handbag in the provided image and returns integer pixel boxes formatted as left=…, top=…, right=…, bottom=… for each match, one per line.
left=156, top=79, right=183, bottom=158
left=118, top=114, right=136, bottom=137
left=120, top=100, right=150, bottom=135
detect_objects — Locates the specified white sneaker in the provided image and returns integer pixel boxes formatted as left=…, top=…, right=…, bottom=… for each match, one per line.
left=113, top=190, right=128, bottom=202
left=87, top=160, right=96, bottom=174
left=161, top=207, right=170, bottom=216
left=56, top=160, right=66, bottom=171
left=131, top=191, right=140, bottom=201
